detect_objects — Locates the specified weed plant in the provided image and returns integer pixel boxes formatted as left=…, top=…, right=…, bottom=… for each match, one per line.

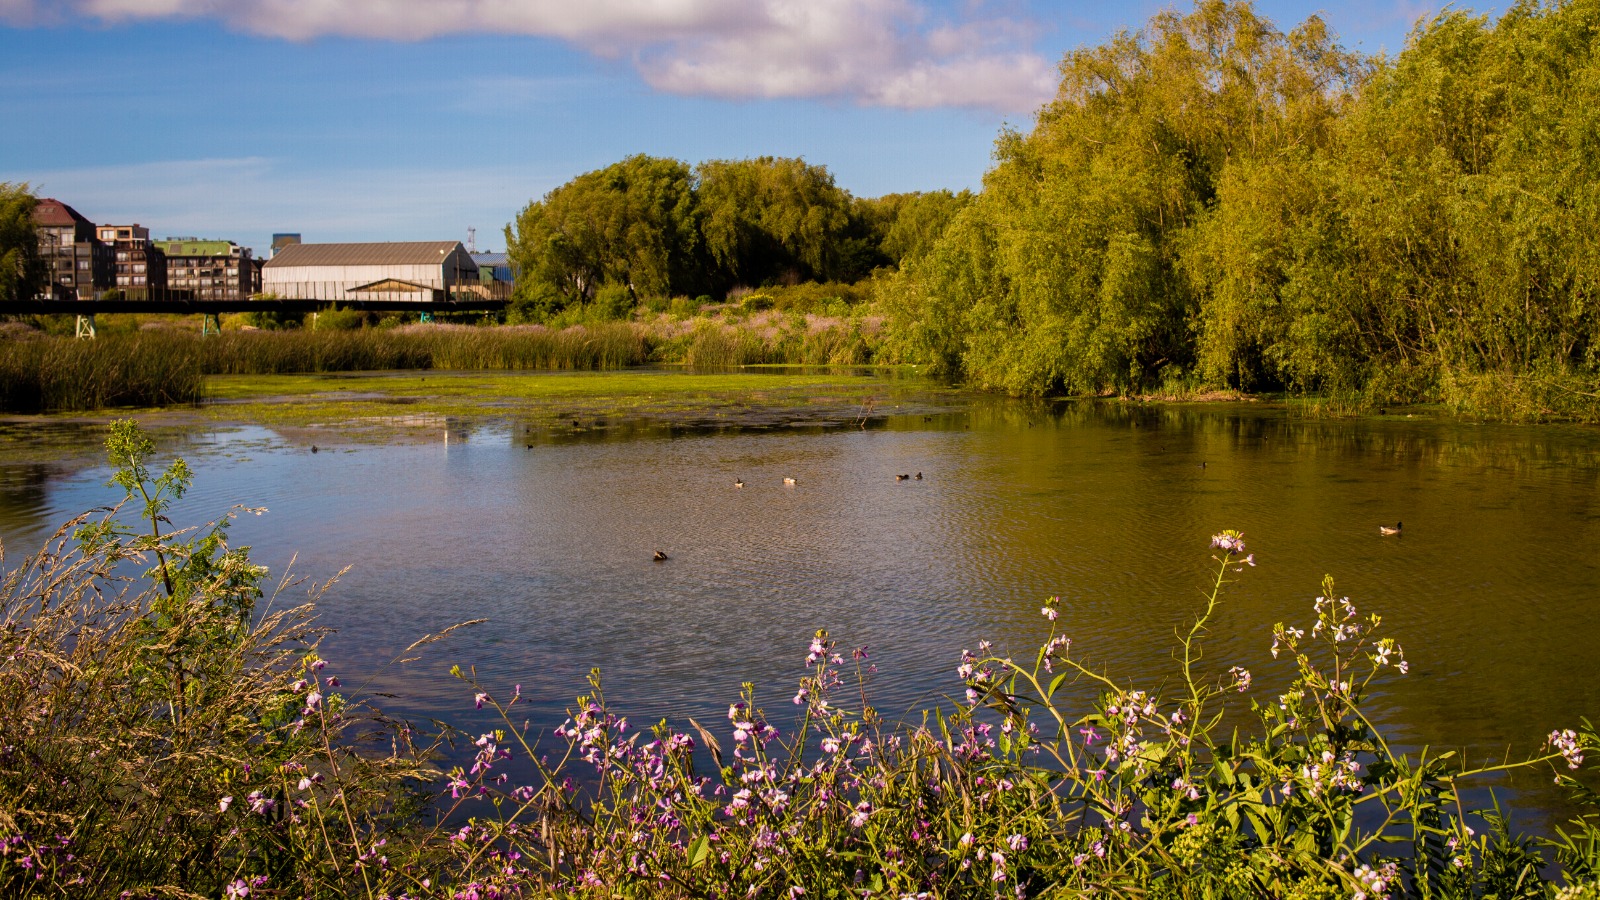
left=4, top=424, right=1600, bottom=898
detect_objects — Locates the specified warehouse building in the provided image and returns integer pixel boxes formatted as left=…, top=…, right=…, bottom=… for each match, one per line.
left=261, top=241, right=479, bottom=302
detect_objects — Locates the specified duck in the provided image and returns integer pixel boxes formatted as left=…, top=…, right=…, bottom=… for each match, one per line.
left=653, top=550, right=670, bottom=561
left=1379, top=522, right=1402, bottom=536
left=896, top=474, right=909, bottom=481
left=734, top=478, right=744, bottom=488
left=783, top=477, right=797, bottom=486
left=915, top=472, right=923, bottom=480
left=310, top=445, right=319, bottom=454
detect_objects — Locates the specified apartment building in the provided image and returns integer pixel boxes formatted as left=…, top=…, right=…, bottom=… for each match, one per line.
left=153, top=238, right=255, bottom=301
left=32, top=198, right=112, bottom=300
left=96, top=223, right=166, bottom=298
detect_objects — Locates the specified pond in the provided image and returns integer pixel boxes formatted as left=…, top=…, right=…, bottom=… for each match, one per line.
left=2, top=371, right=1598, bottom=831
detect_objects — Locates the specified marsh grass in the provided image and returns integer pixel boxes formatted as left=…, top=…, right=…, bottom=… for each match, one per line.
left=0, top=331, right=203, bottom=412
left=0, top=315, right=891, bottom=413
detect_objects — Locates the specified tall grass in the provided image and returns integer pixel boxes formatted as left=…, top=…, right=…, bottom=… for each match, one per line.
left=0, top=315, right=890, bottom=413
left=0, top=331, right=203, bottom=412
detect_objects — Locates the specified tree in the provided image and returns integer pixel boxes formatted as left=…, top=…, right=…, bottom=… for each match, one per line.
left=694, top=157, right=855, bottom=290
left=887, top=0, right=1359, bottom=395
left=0, top=182, right=41, bottom=304
left=505, top=155, right=702, bottom=315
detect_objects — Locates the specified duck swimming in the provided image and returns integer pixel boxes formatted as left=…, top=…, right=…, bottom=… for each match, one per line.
left=653, top=550, right=670, bottom=561
left=1379, top=522, right=1402, bottom=536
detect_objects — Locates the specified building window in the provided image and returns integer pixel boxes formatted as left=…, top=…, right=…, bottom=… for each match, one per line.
left=78, top=260, right=90, bottom=270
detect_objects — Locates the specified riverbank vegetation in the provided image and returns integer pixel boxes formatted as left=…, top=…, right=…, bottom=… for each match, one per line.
left=882, top=0, right=1600, bottom=419
left=498, top=0, right=1600, bottom=420
left=6, top=1, right=1600, bottom=421
left=4, top=424, right=1600, bottom=898
left=0, top=301, right=889, bottom=412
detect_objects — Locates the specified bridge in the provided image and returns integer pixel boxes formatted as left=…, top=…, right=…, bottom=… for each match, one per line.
left=0, top=295, right=509, bottom=337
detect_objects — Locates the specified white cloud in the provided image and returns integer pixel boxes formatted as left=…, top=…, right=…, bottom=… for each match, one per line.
left=2, top=0, right=1055, bottom=113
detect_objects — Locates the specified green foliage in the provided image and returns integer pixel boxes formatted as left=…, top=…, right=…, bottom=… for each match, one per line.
left=859, top=189, right=974, bottom=268
left=882, top=0, right=1600, bottom=417
left=505, top=154, right=703, bottom=308
left=0, top=182, right=41, bottom=303
left=695, top=156, right=858, bottom=289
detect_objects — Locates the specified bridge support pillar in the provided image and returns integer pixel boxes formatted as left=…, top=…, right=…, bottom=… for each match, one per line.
left=74, top=314, right=96, bottom=340
left=201, top=313, right=221, bottom=337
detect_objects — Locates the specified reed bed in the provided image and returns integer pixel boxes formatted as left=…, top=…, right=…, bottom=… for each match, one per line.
left=195, top=323, right=655, bottom=375
left=0, top=331, right=203, bottom=412
left=0, top=316, right=889, bottom=413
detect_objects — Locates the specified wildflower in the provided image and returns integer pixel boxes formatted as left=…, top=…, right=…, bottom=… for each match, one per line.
left=325, top=676, right=340, bottom=687
left=850, top=801, right=873, bottom=828
left=474, top=692, right=488, bottom=709
left=1397, top=660, right=1409, bottom=674
left=246, top=791, right=275, bottom=814
left=1210, top=531, right=1247, bottom=554
left=224, top=880, right=250, bottom=899
left=1549, top=729, right=1585, bottom=769
left=1041, top=605, right=1058, bottom=621
left=218, top=796, right=233, bottom=813
left=1228, top=666, right=1251, bottom=692
left=958, top=832, right=975, bottom=849
left=1007, top=834, right=1029, bottom=852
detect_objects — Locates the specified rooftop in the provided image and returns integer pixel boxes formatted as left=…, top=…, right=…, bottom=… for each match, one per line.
left=32, top=198, right=93, bottom=229
left=154, top=239, right=244, bottom=257
left=264, top=241, right=471, bottom=268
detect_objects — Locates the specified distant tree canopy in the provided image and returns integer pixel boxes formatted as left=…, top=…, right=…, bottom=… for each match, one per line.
left=504, top=156, right=964, bottom=316
left=0, top=183, right=40, bottom=304
left=885, top=0, right=1600, bottom=412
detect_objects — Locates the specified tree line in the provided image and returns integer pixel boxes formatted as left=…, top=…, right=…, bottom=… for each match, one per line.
left=503, top=155, right=969, bottom=319
left=881, top=0, right=1600, bottom=414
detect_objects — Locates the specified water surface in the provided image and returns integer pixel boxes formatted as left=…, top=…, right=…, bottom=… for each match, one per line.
left=3, top=385, right=1597, bottom=829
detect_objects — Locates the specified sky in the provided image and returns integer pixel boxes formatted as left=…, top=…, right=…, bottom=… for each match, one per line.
left=1, top=0, right=1446, bottom=257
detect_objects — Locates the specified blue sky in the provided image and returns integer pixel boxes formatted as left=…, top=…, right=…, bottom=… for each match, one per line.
left=1, top=0, right=1442, bottom=256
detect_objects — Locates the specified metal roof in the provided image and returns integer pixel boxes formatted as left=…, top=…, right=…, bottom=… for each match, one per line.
left=264, top=241, right=470, bottom=268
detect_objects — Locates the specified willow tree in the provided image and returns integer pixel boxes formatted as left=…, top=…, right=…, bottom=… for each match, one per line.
left=1332, top=0, right=1600, bottom=407
left=505, top=155, right=702, bottom=312
left=694, top=157, right=855, bottom=290
left=890, top=0, right=1358, bottom=395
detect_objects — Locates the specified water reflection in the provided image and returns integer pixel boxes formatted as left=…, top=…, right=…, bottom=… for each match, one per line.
left=2, top=399, right=1597, bottom=829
